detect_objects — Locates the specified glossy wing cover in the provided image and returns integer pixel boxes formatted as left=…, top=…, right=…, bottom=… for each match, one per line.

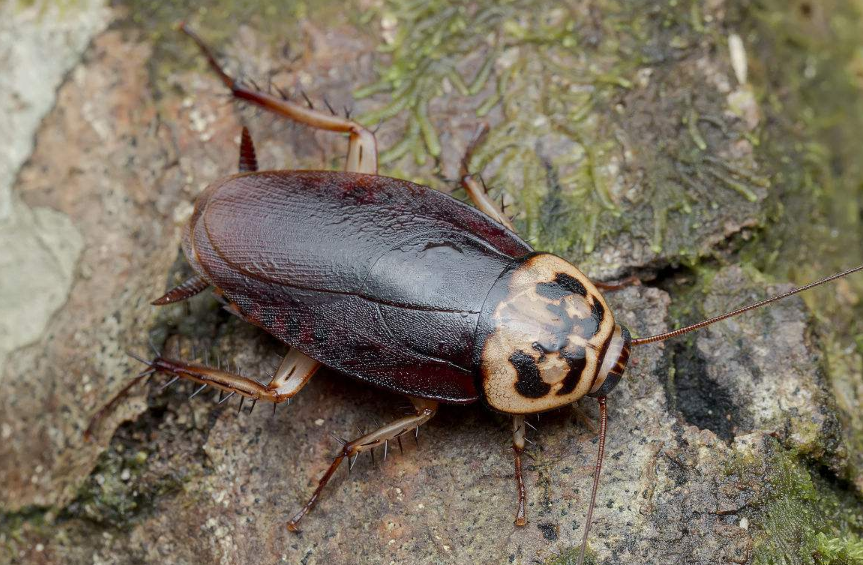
left=183, top=171, right=532, bottom=403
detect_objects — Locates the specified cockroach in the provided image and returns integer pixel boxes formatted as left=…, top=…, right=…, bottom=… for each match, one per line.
left=85, top=24, right=863, bottom=564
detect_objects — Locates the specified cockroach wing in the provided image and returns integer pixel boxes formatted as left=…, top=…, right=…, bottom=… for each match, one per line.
left=185, top=171, right=533, bottom=403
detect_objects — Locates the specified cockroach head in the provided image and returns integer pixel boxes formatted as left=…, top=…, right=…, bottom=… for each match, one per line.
left=475, top=253, right=630, bottom=414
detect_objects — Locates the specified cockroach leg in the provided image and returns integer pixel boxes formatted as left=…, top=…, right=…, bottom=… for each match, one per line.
left=593, top=275, right=642, bottom=292
left=139, top=348, right=317, bottom=403
left=179, top=23, right=377, bottom=174
left=85, top=348, right=318, bottom=439
left=459, top=123, right=514, bottom=230
left=238, top=126, right=258, bottom=173
left=268, top=347, right=321, bottom=397
left=511, top=414, right=528, bottom=527
left=83, top=369, right=153, bottom=441
left=151, top=274, right=209, bottom=306
left=286, top=397, right=438, bottom=532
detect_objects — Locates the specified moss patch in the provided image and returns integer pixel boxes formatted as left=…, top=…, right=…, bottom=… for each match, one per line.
left=356, top=0, right=768, bottom=264
left=543, top=545, right=598, bottom=565
left=731, top=0, right=863, bottom=486
left=737, top=444, right=863, bottom=565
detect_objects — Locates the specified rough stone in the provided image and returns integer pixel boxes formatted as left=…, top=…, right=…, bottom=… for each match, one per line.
left=2, top=1, right=862, bottom=564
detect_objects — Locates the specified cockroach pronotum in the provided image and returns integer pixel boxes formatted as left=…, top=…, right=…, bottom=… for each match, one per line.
left=84, top=23, right=863, bottom=564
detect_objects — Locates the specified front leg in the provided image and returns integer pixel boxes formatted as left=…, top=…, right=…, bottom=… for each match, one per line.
left=512, top=414, right=528, bottom=526
left=593, top=275, right=641, bottom=292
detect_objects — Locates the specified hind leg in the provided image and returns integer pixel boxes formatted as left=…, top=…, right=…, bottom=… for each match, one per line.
left=179, top=25, right=380, bottom=391
left=135, top=349, right=316, bottom=404
left=180, top=23, right=377, bottom=174
left=85, top=347, right=317, bottom=440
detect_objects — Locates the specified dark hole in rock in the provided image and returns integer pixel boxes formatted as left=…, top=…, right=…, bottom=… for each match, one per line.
left=668, top=342, right=750, bottom=442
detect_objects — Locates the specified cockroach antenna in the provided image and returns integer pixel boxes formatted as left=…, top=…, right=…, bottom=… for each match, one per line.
left=631, top=264, right=863, bottom=347
left=577, top=396, right=607, bottom=565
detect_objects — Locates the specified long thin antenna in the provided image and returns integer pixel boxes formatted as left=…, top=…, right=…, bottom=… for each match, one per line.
left=631, top=264, right=863, bottom=347
left=576, top=396, right=608, bottom=565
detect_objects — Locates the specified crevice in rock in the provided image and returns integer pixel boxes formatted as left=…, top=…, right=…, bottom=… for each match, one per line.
left=668, top=341, right=753, bottom=442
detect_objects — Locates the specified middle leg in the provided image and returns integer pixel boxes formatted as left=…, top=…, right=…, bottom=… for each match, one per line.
left=460, top=123, right=515, bottom=230
left=286, top=397, right=438, bottom=532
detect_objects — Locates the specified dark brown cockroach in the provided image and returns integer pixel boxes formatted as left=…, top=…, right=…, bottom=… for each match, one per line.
left=85, top=24, right=863, bottom=564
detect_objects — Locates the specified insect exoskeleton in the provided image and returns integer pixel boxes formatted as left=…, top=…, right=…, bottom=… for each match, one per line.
left=475, top=252, right=632, bottom=414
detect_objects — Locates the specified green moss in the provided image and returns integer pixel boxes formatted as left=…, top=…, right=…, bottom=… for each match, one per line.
left=60, top=442, right=184, bottom=529
left=736, top=0, right=863, bottom=293
left=814, top=533, right=863, bottom=565
left=733, top=0, right=863, bottom=486
left=543, top=546, right=597, bottom=565
left=355, top=0, right=770, bottom=265
left=740, top=445, right=863, bottom=565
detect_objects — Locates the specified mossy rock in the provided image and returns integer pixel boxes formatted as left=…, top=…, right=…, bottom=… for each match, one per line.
left=1, top=0, right=862, bottom=564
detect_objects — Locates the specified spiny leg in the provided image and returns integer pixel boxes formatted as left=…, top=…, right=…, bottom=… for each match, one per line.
left=180, top=23, right=378, bottom=174
left=85, top=347, right=318, bottom=440
left=512, top=414, right=528, bottom=526
left=460, top=123, right=514, bottom=230
left=286, top=397, right=438, bottom=532
left=84, top=367, right=154, bottom=440
left=134, top=348, right=317, bottom=404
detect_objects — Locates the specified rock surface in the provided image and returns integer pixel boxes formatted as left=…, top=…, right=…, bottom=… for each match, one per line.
left=2, top=1, right=862, bottom=564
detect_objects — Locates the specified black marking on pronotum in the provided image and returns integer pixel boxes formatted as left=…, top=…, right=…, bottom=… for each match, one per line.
left=543, top=299, right=599, bottom=341
left=590, top=296, right=605, bottom=324
left=510, top=350, right=550, bottom=398
left=535, top=272, right=587, bottom=300
left=558, top=345, right=588, bottom=396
